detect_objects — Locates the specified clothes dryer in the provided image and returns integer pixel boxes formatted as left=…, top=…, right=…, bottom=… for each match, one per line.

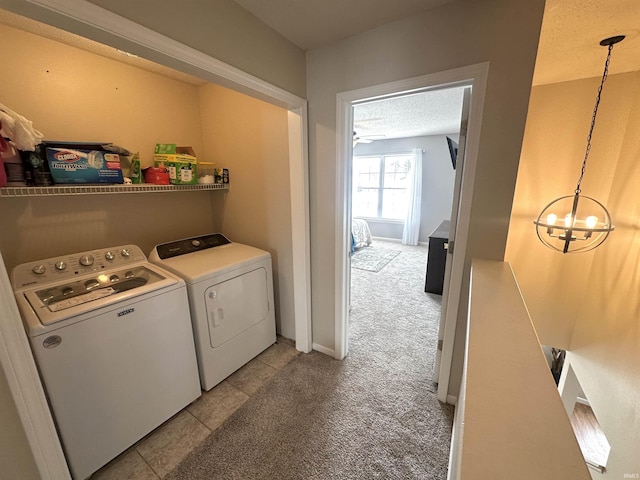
left=149, top=234, right=276, bottom=390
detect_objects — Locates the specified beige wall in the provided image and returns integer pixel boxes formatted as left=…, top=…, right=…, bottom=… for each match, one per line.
left=0, top=22, right=217, bottom=270
left=305, top=0, right=545, bottom=393
left=0, top=365, right=40, bottom=480
left=87, top=0, right=306, bottom=98
left=198, top=83, right=295, bottom=338
left=0, top=20, right=294, bottom=335
left=0, top=22, right=205, bottom=165
left=506, top=72, right=640, bottom=476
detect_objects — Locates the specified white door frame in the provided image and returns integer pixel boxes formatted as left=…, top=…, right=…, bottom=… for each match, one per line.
left=335, top=64, right=488, bottom=405
left=0, top=1, right=312, bottom=478
left=433, top=86, right=470, bottom=387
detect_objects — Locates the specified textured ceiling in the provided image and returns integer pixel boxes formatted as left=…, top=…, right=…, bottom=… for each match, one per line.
left=354, top=88, right=465, bottom=141
left=232, top=0, right=452, bottom=51
left=532, top=0, right=640, bottom=86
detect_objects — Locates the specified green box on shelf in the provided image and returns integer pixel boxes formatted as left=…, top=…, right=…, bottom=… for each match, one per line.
left=153, top=144, right=198, bottom=185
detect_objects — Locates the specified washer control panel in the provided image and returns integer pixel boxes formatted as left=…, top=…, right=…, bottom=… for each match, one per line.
left=13, top=245, right=147, bottom=289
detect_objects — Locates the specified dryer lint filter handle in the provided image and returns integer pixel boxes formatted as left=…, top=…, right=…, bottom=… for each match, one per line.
left=208, top=289, right=223, bottom=327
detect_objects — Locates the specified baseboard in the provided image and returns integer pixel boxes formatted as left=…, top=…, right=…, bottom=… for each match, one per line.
left=576, top=396, right=590, bottom=406
left=312, top=343, right=335, bottom=357
left=446, top=394, right=458, bottom=406
left=372, top=236, right=401, bottom=243
left=372, top=236, right=429, bottom=246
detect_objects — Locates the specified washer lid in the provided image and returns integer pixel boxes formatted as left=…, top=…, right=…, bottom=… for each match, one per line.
left=21, top=265, right=177, bottom=326
left=150, top=242, right=270, bottom=283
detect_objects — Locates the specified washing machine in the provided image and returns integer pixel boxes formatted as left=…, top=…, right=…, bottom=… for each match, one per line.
left=149, top=233, right=276, bottom=391
left=12, top=245, right=201, bottom=480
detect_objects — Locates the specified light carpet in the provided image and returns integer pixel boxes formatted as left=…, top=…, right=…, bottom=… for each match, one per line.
left=167, top=240, right=453, bottom=479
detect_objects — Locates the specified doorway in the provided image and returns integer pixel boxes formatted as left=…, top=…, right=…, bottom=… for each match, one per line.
left=335, top=65, right=489, bottom=404
left=349, top=89, right=465, bottom=357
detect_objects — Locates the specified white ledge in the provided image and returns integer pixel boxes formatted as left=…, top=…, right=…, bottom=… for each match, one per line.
left=448, top=259, right=590, bottom=480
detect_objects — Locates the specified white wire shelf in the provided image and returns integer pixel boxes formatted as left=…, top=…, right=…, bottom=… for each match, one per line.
left=0, top=183, right=229, bottom=197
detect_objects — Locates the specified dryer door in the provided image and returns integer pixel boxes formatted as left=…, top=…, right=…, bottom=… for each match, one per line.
left=204, top=267, right=270, bottom=348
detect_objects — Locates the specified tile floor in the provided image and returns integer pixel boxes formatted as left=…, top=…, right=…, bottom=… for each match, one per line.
left=91, top=337, right=300, bottom=479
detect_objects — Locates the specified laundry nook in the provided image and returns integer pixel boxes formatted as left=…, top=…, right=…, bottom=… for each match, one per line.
left=0, top=6, right=297, bottom=479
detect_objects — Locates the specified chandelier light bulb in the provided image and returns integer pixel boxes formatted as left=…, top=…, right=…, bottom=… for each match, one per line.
left=546, top=213, right=557, bottom=225
left=586, top=215, right=598, bottom=229
left=564, top=214, right=573, bottom=228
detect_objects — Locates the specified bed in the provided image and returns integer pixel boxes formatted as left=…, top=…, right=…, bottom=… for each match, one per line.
left=352, top=218, right=372, bottom=252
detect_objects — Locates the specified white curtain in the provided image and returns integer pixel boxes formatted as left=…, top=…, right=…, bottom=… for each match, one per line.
left=402, top=148, right=422, bottom=245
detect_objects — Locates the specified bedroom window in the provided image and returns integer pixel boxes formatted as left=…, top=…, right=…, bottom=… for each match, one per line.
left=352, top=154, right=412, bottom=220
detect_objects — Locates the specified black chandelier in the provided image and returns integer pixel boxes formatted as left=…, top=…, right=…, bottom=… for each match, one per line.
left=533, top=35, right=624, bottom=253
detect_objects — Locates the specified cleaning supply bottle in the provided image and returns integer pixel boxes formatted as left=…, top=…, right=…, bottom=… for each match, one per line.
left=1, top=141, right=25, bottom=185
left=129, top=152, right=142, bottom=184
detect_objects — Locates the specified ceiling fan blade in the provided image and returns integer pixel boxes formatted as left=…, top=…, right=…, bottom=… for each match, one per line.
left=353, top=131, right=382, bottom=146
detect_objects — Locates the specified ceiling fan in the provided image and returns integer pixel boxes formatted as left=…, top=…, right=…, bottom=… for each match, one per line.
left=353, top=131, right=386, bottom=146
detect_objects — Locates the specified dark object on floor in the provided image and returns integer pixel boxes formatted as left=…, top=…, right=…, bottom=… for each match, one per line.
left=550, top=348, right=566, bottom=385
left=425, top=220, right=450, bottom=294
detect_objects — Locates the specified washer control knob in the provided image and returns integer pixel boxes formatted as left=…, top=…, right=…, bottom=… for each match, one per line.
left=109, top=274, right=120, bottom=283
left=121, top=249, right=131, bottom=258
left=32, top=264, right=46, bottom=275
left=55, top=261, right=67, bottom=271
left=85, top=279, right=100, bottom=289
left=191, top=239, right=201, bottom=247
left=62, top=287, right=74, bottom=296
left=79, top=255, right=94, bottom=267
left=105, top=251, right=115, bottom=261
left=125, top=271, right=135, bottom=279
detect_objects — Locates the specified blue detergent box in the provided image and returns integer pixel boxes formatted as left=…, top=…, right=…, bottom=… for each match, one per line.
left=44, top=142, right=124, bottom=184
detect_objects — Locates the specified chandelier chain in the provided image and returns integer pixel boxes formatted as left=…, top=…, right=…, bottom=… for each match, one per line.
left=575, top=43, right=614, bottom=194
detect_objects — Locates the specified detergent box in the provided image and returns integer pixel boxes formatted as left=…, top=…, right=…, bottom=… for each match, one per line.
left=38, top=142, right=124, bottom=184
left=153, top=144, right=198, bottom=185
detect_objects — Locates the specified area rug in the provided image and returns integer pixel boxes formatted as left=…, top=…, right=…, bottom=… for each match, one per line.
left=351, top=245, right=401, bottom=272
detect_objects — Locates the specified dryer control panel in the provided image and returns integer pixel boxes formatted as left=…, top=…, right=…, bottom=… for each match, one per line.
left=154, top=233, right=231, bottom=260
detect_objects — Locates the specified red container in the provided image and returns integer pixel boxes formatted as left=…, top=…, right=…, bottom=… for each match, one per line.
left=143, top=167, right=169, bottom=185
